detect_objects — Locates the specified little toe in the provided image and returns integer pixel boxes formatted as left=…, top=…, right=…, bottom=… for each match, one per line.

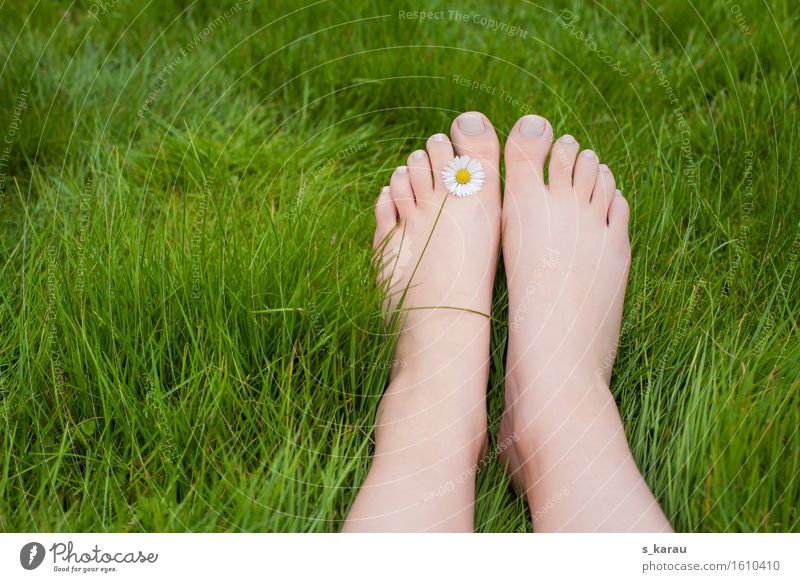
left=607, top=189, right=631, bottom=237
left=548, top=134, right=580, bottom=193
left=373, top=185, right=397, bottom=245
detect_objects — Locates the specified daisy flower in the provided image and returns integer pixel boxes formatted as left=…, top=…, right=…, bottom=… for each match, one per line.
left=442, top=155, right=485, bottom=197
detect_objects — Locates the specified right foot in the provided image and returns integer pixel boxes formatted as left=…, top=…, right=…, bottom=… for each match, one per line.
left=345, top=113, right=500, bottom=531
left=499, top=115, right=670, bottom=531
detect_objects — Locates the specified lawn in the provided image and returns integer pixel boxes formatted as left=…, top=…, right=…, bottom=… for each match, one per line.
left=0, top=0, right=798, bottom=532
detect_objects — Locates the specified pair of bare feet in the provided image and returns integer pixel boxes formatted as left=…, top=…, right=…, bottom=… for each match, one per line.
left=343, top=112, right=672, bottom=532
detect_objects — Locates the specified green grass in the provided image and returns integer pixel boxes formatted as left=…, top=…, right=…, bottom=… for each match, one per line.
left=0, top=0, right=798, bottom=532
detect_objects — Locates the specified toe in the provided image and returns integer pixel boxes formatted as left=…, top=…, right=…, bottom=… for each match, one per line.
left=548, top=134, right=580, bottom=193
left=504, top=115, right=554, bottom=185
left=373, top=185, right=397, bottom=248
left=573, top=149, right=599, bottom=202
left=373, top=186, right=398, bottom=287
left=450, top=112, right=500, bottom=160
left=389, top=165, right=416, bottom=217
left=448, top=112, right=501, bottom=195
left=407, top=149, right=434, bottom=204
left=607, top=189, right=631, bottom=235
left=592, top=164, right=617, bottom=221
left=426, top=133, right=455, bottom=196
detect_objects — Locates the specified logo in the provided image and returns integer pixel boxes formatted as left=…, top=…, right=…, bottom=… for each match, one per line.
left=20, top=542, right=46, bottom=570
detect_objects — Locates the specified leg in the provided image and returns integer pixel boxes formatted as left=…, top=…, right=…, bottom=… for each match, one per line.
left=499, top=114, right=672, bottom=532
left=343, top=113, right=501, bottom=532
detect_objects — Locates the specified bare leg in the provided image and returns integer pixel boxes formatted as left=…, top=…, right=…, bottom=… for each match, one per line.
left=343, top=113, right=501, bottom=532
left=499, top=114, right=672, bottom=532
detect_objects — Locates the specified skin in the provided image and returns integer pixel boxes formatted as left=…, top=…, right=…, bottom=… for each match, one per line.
left=343, top=112, right=501, bottom=532
left=500, top=114, right=671, bottom=532
left=343, top=112, right=671, bottom=533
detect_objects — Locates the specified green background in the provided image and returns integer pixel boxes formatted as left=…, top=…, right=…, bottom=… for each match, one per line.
left=0, top=0, right=797, bottom=532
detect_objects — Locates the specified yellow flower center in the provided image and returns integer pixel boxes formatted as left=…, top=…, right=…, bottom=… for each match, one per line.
left=455, top=169, right=471, bottom=184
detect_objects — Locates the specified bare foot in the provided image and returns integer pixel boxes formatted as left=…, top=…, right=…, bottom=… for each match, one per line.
left=344, top=112, right=500, bottom=532
left=499, top=114, right=671, bottom=532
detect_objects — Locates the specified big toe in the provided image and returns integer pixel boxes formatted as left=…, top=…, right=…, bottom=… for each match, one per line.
left=448, top=112, right=501, bottom=198
left=504, top=114, right=554, bottom=189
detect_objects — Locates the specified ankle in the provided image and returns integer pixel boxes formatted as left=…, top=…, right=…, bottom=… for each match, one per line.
left=507, top=363, right=609, bottom=401
left=373, top=415, right=487, bottom=471
left=374, top=373, right=488, bottom=467
left=392, top=311, right=492, bottom=365
left=506, top=373, right=617, bottom=454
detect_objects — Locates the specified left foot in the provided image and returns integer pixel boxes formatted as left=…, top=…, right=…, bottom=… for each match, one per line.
left=498, top=114, right=670, bottom=531
left=499, top=116, right=632, bottom=477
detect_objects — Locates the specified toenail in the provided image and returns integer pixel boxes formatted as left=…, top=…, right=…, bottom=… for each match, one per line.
left=397, top=165, right=408, bottom=174
left=615, top=189, right=622, bottom=196
left=431, top=133, right=448, bottom=142
left=457, top=114, right=485, bottom=136
left=581, top=150, right=597, bottom=159
left=599, top=164, right=610, bottom=172
left=520, top=115, right=545, bottom=137
left=410, top=150, right=425, bottom=160
left=560, top=134, right=577, bottom=144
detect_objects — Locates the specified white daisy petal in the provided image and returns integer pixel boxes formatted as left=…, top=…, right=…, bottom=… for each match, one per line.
left=440, top=155, right=485, bottom=197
